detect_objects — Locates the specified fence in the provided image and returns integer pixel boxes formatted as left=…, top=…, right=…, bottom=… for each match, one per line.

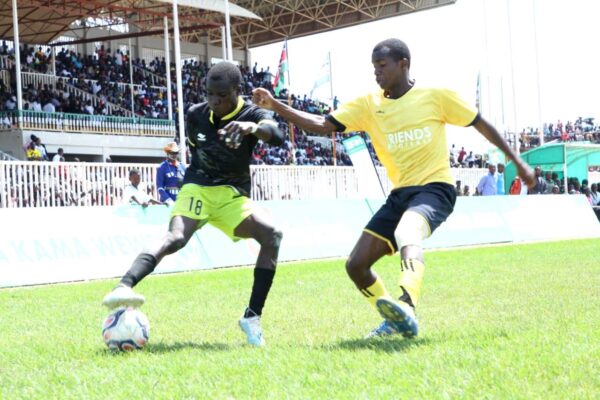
left=0, top=161, right=489, bottom=208
left=0, top=110, right=175, bottom=137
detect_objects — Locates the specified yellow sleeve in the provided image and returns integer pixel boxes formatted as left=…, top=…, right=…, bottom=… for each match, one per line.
left=438, top=89, right=479, bottom=127
left=329, top=95, right=370, bottom=133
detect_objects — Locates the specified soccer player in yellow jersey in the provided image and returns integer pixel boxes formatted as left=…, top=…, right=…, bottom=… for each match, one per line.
left=249, top=38, right=535, bottom=339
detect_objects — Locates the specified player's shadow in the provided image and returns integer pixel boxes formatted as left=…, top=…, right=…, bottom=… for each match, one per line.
left=330, top=336, right=433, bottom=353
left=144, top=341, right=232, bottom=353
left=99, top=341, right=232, bottom=355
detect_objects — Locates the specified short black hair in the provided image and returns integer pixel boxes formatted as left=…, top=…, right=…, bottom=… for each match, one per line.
left=373, top=39, right=411, bottom=63
left=207, top=61, right=242, bottom=87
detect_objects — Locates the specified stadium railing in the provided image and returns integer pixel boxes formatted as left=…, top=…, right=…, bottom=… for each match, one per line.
left=0, top=161, right=488, bottom=208
left=0, top=110, right=175, bottom=137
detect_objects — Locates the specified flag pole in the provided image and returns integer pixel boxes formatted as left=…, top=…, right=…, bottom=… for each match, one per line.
left=328, top=51, right=336, bottom=166
left=284, top=38, right=295, bottom=164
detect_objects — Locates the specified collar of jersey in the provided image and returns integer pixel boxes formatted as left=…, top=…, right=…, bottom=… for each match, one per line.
left=209, top=97, right=244, bottom=124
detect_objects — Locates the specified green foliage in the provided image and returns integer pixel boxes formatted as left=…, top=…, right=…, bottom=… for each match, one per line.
left=1, top=239, right=599, bottom=399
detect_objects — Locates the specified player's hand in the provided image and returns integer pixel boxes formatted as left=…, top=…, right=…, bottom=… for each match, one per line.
left=142, top=202, right=149, bottom=208
left=252, top=88, right=275, bottom=110
left=516, top=162, right=536, bottom=189
left=218, top=121, right=257, bottom=149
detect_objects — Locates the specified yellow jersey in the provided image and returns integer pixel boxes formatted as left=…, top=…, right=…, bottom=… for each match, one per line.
left=330, top=87, right=478, bottom=189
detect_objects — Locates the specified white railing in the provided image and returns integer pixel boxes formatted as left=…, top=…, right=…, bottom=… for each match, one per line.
left=589, top=171, right=600, bottom=184
left=0, top=110, right=175, bottom=137
left=133, top=65, right=166, bottom=87
left=0, top=161, right=157, bottom=208
left=0, top=150, right=18, bottom=161
left=0, top=54, right=13, bottom=70
left=21, top=72, right=134, bottom=117
left=0, top=161, right=489, bottom=208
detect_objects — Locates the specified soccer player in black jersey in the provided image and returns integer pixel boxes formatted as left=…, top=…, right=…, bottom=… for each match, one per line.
left=103, top=62, right=284, bottom=347
left=252, top=38, right=536, bottom=339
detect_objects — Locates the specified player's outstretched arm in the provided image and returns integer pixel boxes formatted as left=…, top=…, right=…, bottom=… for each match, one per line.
left=252, top=88, right=337, bottom=135
left=473, top=117, right=536, bottom=188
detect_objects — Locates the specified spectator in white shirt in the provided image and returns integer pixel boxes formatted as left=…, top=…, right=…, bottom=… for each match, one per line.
left=84, top=100, right=94, bottom=115
left=52, top=148, right=65, bottom=162
left=42, top=100, right=55, bottom=113
left=31, top=99, right=42, bottom=111
left=123, top=169, right=165, bottom=207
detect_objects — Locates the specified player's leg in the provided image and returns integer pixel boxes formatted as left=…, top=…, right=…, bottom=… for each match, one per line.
left=209, top=187, right=281, bottom=346
left=103, top=184, right=205, bottom=308
left=346, top=232, right=405, bottom=338
left=234, top=214, right=282, bottom=346
left=377, top=183, right=456, bottom=337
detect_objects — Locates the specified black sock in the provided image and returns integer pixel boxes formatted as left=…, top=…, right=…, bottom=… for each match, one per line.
left=245, top=268, right=275, bottom=317
left=120, top=253, right=157, bottom=288
left=398, top=286, right=415, bottom=309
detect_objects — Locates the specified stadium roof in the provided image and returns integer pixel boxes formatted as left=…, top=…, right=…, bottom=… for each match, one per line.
left=0, top=0, right=457, bottom=49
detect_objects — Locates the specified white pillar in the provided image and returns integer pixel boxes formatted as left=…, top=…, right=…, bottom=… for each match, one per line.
left=225, top=0, right=233, bottom=61
left=173, top=0, right=186, bottom=164
left=128, top=38, right=135, bottom=116
left=163, top=16, right=173, bottom=122
left=51, top=46, right=56, bottom=76
left=12, top=0, right=22, bottom=112
left=221, top=26, right=226, bottom=61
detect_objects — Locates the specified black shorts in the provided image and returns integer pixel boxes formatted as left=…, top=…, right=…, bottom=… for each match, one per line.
left=364, top=182, right=457, bottom=254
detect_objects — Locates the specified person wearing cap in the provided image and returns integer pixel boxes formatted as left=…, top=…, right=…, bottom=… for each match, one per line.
left=156, top=141, right=185, bottom=205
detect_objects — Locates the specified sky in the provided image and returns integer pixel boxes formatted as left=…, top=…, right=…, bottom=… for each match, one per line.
left=250, top=0, right=600, bottom=152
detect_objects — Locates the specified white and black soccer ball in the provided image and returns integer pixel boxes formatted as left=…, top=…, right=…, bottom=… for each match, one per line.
left=102, top=307, right=150, bottom=351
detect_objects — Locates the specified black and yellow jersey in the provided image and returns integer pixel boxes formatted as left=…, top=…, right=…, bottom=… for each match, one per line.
left=328, top=87, right=479, bottom=189
left=184, top=97, right=277, bottom=196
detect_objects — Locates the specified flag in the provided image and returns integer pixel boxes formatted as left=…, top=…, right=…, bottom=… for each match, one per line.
left=273, top=40, right=288, bottom=96
left=310, top=52, right=331, bottom=100
left=475, top=71, right=481, bottom=110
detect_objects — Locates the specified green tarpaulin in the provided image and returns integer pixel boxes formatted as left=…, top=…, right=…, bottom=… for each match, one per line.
left=505, top=143, right=600, bottom=192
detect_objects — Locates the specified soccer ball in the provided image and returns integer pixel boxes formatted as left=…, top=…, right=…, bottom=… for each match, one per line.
left=102, top=307, right=150, bottom=351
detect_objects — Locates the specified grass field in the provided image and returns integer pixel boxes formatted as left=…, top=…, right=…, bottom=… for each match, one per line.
left=1, top=239, right=600, bottom=399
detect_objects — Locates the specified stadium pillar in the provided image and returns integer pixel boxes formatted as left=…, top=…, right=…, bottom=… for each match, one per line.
left=172, top=0, right=186, bottom=164
left=11, top=0, right=23, bottom=112
left=163, top=16, right=173, bottom=122
left=221, top=26, right=226, bottom=61
left=128, top=38, right=135, bottom=116
left=225, top=0, right=233, bottom=61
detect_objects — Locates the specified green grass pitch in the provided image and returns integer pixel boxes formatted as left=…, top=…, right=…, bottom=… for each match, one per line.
left=1, top=239, right=599, bottom=399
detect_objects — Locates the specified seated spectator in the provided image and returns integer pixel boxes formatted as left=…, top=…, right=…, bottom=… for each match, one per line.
left=123, top=169, right=164, bottom=207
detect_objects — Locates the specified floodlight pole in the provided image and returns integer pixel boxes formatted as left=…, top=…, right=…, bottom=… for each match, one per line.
left=163, top=16, right=173, bottom=122
left=173, top=0, right=186, bottom=164
left=11, top=0, right=22, bottom=113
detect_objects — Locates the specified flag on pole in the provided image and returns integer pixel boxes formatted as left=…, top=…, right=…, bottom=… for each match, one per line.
left=273, top=40, right=288, bottom=96
left=310, top=52, right=332, bottom=100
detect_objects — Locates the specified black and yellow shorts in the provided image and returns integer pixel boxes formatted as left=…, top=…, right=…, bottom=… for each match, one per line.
left=171, top=184, right=254, bottom=240
left=364, top=182, right=456, bottom=254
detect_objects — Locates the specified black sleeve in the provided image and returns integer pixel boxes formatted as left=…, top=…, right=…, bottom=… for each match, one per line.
left=262, top=123, right=284, bottom=146
left=248, top=106, right=284, bottom=146
left=325, top=114, right=347, bottom=132
left=185, top=106, right=201, bottom=147
left=467, top=112, right=481, bottom=127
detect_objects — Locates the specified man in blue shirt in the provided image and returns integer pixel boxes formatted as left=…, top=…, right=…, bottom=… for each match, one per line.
left=477, top=163, right=497, bottom=195
left=156, top=142, right=186, bottom=205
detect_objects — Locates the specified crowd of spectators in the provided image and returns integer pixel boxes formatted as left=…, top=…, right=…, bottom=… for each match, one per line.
left=519, top=117, right=600, bottom=150
left=2, top=42, right=599, bottom=169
